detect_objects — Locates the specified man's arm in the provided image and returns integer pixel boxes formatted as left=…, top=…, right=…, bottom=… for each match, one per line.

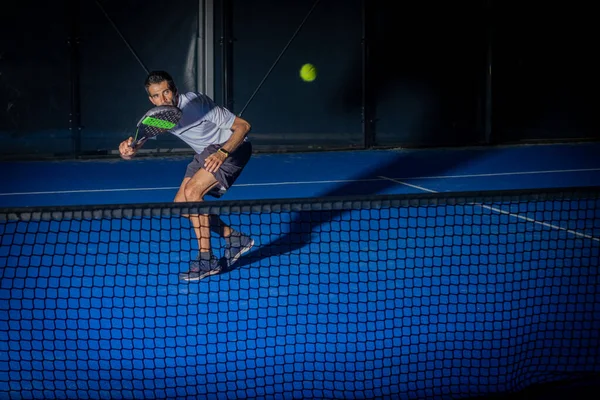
left=221, top=116, right=251, bottom=154
left=203, top=116, right=251, bottom=173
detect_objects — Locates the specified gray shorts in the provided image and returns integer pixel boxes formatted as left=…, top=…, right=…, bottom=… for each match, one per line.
left=184, top=141, right=252, bottom=198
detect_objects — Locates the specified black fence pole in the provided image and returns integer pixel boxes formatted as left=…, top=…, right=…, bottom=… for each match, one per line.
left=220, top=0, right=234, bottom=111
left=68, top=0, right=82, bottom=157
left=362, top=0, right=375, bottom=148
left=484, top=0, right=493, bottom=144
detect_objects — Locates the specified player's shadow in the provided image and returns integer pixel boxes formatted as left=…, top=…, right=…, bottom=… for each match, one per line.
left=221, top=148, right=486, bottom=273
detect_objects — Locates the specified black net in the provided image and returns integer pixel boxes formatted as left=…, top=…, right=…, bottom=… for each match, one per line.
left=1, top=187, right=599, bottom=399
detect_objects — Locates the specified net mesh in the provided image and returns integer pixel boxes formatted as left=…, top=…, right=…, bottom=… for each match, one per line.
left=1, top=187, right=599, bottom=399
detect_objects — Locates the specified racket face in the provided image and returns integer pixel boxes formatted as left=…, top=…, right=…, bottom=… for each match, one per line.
left=141, top=115, right=178, bottom=130
left=131, top=105, right=182, bottom=147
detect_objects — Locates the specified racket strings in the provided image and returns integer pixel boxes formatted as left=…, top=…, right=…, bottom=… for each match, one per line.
left=143, top=115, right=178, bottom=130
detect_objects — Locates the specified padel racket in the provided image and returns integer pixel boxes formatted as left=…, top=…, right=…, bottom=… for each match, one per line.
left=130, top=105, right=183, bottom=147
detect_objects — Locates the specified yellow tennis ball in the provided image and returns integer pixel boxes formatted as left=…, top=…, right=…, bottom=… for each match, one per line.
left=300, top=63, right=317, bottom=82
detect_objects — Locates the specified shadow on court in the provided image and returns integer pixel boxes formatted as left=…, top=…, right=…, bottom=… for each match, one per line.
left=221, top=149, right=486, bottom=273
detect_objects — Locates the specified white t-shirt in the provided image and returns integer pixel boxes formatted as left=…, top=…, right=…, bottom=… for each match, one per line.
left=168, top=92, right=238, bottom=154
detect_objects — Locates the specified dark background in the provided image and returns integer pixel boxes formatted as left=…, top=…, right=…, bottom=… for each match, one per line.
left=0, top=0, right=597, bottom=159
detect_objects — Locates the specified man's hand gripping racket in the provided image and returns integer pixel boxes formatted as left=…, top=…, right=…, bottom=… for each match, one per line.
left=119, top=105, right=182, bottom=159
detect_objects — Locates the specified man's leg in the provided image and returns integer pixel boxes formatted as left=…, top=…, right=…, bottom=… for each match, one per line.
left=174, top=169, right=223, bottom=281
left=177, top=142, right=254, bottom=275
left=174, top=177, right=213, bottom=254
left=209, top=213, right=254, bottom=267
left=174, top=181, right=237, bottom=249
left=208, top=142, right=255, bottom=266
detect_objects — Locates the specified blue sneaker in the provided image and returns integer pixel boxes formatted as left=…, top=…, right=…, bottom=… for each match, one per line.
left=224, top=232, right=254, bottom=267
left=179, top=254, right=222, bottom=281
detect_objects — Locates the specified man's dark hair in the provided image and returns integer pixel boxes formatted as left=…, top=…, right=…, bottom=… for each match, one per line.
left=144, top=71, right=177, bottom=95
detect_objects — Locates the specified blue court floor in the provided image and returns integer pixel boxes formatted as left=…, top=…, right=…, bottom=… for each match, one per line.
left=1, top=141, right=600, bottom=399
left=1, top=141, right=599, bottom=208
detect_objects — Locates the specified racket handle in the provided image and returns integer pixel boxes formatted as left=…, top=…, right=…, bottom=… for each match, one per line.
left=130, top=136, right=148, bottom=148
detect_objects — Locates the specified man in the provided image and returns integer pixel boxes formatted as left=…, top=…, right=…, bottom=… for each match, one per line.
left=119, top=70, right=254, bottom=281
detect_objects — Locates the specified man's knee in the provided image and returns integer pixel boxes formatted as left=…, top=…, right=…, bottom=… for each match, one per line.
left=174, top=192, right=186, bottom=203
left=183, top=185, right=200, bottom=202
left=174, top=178, right=191, bottom=203
left=184, top=181, right=219, bottom=202
left=182, top=169, right=219, bottom=201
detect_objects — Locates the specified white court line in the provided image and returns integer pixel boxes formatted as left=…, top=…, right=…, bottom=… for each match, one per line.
left=395, top=167, right=600, bottom=180
left=0, top=179, right=382, bottom=196
left=378, top=176, right=600, bottom=243
left=1, top=167, right=599, bottom=197
left=0, top=187, right=181, bottom=196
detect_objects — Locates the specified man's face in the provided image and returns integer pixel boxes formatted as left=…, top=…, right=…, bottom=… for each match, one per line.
left=147, top=80, right=175, bottom=106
